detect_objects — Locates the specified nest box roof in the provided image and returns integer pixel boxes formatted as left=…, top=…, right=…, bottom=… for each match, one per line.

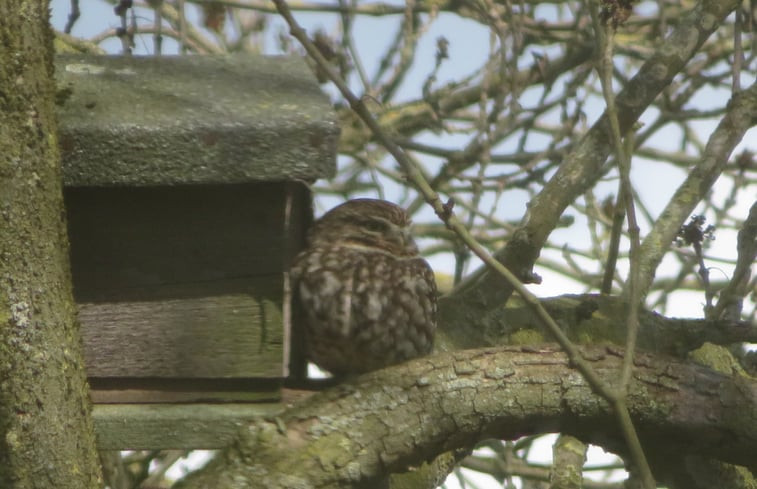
left=55, top=54, right=338, bottom=186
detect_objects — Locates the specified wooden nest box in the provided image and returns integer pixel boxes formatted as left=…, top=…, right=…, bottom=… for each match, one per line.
left=55, top=54, right=337, bottom=449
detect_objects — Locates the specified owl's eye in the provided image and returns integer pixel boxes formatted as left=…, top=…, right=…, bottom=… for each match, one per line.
left=362, top=219, right=389, bottom=233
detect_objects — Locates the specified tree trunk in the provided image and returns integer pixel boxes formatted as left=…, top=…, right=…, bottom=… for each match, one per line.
left=0, top=2, right=103, bottom=487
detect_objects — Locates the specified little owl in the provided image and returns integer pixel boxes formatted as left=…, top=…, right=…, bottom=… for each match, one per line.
left=290, top=198, right=437, bottom=375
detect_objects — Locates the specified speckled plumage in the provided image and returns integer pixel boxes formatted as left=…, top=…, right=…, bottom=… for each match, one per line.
left=290, top=199, right=437, bottom=375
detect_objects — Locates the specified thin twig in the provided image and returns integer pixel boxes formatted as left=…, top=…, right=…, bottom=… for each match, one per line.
left=64, top=0, right=80, bottom=34
left=601, top=187, right=626, bottom=294
left=338, top=0, right=372, bottom=94
left=589, top=2, right=652, bottom=487
left=178, top=0, right=187, bottom=54
left=153, top=3, right=163, bottom=55
left=733, top=7, right=743, bottom=92
left=712, top=199, right=757, bottom=319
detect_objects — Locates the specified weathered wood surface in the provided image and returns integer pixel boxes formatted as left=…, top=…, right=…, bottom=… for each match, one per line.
left=80, top=294, right=283, bottom=378
left=66, top=183, right=311, bottom=388
left=65, top=183, right=298, bottom=302
left=93, top=403, right=282, bottom=449
left=55, top=54, right=338, bottom=186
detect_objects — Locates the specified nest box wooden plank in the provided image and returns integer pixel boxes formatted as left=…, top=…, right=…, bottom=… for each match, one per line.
left=56, top=54, right=337, bottom=417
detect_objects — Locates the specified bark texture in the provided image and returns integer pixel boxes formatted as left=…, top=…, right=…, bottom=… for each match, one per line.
left=0, top=2, right=102, bottom=488
left=176, top=345, right=757, bottom=488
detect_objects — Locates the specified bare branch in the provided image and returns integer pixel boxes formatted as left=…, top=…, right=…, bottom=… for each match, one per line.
left=636, top=80, right=757, bottom=300
left=442, top=0, right=743, bottom=328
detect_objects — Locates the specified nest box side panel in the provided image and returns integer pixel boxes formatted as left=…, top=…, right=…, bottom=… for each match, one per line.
left=66, top=182, right=299, bottom=386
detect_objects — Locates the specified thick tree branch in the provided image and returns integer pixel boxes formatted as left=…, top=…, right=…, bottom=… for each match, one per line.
left=636, top=79, right=757, bottom=300
left=177, top=345, right=757, bottom=488
left=481, top=294, right=757, bottom=356
left=713, top=199, right=757, bottom=319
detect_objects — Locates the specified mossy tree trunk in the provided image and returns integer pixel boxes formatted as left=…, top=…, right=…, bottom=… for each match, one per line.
left=0, top=2, right=103, bottom=488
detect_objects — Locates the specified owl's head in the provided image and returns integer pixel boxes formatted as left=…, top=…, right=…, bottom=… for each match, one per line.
left=308, top=199, right=419, bottom=256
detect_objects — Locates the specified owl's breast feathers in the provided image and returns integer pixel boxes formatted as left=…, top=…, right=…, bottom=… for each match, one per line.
left=291, top=243, right=437, bottom=375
